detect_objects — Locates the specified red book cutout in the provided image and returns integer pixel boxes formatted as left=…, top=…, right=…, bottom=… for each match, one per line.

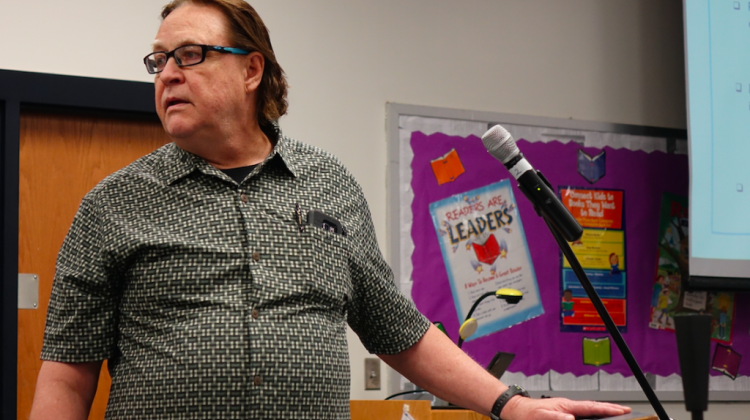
left=430, top=148, right=465, bottom=185
left=472, top=233, right=501, bottom=266
left=712, top=343, right=742, bottom=380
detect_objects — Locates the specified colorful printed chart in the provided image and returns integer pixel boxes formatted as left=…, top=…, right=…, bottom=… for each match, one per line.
left=559, top=188, right=627, bottom=332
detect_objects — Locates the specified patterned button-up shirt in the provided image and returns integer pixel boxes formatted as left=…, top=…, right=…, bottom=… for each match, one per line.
left=41, top=134, right=430, bottom=419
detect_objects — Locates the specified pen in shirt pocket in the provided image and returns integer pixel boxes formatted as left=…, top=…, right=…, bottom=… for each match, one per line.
left=295, top=203, right=305, bottom=232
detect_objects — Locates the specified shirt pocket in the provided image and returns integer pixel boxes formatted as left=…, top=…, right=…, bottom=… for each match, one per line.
left=256, top=203, right=353, bottom=308
left=301, top=225, right=353, bottom=309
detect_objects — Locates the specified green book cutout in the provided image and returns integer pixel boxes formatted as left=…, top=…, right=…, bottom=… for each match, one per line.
left=583, top=337, right=611, bottom=366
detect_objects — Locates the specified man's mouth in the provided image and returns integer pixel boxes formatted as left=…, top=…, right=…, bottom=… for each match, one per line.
left=166, top=99, right=189, bottom=110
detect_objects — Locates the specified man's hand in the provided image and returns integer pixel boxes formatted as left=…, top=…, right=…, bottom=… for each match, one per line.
left=501, top=395, right=632, bottom=420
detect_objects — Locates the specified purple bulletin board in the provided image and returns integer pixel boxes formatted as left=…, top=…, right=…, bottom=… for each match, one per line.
left=409, top=130, right=750, bottom=379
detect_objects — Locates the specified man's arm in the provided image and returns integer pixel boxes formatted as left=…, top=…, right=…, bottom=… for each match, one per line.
left=30, top=360, right=102, bottom=420
left=380, top=325, right=631, bottom=420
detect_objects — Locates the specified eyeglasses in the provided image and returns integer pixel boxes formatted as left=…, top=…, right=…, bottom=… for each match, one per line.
left=143, top=44, right=251, bottom=74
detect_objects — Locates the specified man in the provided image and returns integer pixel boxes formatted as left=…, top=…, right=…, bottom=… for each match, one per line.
left=31, top=1, right=632, bottom=419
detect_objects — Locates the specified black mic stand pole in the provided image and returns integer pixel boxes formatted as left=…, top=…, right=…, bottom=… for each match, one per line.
left=539, top=213, right=670, bottom=420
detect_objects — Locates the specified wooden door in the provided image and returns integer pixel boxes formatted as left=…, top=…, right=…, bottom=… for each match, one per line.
left=17, top=111, right=170, bottom=420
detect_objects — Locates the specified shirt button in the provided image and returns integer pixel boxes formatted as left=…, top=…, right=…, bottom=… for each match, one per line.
left=252, top=252, right=260, bottom=261
left=240, top=193, right=248, bottom=203
left=253, top=375, right=262, bottom=386
left=251, top=309, right=259, bottom=319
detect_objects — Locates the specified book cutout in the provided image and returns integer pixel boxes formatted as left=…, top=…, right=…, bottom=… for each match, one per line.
left=582, top=336, right=611, bottom=366
left=712, top=344, right=742, bottom=380
left=578, top=149, right=606, bottom=184
left=430, top=148, right=465, bottom=185
left=472, top=231, right=505, bottom=266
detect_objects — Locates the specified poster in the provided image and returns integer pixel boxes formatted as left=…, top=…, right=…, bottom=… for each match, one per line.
left=559, top=187, right=627, bottom=332
left=648, top=193, right=736, bottom=343
left=429, top=179, right=544, bottom=341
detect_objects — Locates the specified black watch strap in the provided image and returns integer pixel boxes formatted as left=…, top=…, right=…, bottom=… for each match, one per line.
left=489, top=384, right=530, bottom=420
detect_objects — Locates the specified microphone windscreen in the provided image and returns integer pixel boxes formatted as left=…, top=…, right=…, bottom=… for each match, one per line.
left=481, top=125, right=518, bottom=164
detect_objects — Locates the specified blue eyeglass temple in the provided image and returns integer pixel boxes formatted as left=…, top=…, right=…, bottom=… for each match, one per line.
left=209, top=46, right=250, bottom=55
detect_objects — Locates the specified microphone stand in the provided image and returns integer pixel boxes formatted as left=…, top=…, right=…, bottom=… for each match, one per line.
left=518, top=182, right=671, bottom=420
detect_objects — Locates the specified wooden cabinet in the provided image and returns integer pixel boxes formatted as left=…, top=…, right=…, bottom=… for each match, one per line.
left=349, top=400, right=656, bottom=420
left=350, top=400, right=487, bottom=420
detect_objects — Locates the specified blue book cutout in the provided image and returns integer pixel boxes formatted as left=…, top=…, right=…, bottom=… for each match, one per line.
left=578, top=149, right=606, bottom=184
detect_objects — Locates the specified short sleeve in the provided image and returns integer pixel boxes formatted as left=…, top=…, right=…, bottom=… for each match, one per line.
left=346, top=190, right=430, bottom=355
left=41, top=194, right=120, bottom=362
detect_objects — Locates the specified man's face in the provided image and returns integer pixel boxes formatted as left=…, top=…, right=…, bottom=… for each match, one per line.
left=152, top=4, right=254, bottom=140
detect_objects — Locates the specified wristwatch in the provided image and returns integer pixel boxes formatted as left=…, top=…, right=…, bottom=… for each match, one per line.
left=489, top=384, right=530, bottom=420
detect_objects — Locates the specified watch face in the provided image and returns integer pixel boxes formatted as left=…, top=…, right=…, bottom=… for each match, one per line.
left=511, top=384, right=529, bottom=396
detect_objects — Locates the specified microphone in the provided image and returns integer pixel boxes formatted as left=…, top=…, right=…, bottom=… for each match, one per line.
left=481, top=124, right=583, bottom=242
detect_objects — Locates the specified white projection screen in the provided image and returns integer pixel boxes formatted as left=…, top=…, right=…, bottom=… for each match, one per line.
left=685, top=0, right=750, bottom=290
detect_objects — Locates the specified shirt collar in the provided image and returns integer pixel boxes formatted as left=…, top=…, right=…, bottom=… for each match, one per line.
left=269, top=135, right=300, bottom=178
left=157, top=143, right=201, bottom=185
left=263, top=121, right=301, bottom=178
left=156, top=124, right=300, bottom=185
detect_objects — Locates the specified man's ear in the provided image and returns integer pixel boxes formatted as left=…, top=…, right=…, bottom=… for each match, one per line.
left=244, top=52, right=264, bottom=93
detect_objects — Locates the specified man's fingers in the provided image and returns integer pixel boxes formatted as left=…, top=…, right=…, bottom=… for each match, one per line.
left=508, top=397, right=631, bottom=420
left=560, top=399, right=631, bottom=416
left=536, top=409, right=574, bottom=420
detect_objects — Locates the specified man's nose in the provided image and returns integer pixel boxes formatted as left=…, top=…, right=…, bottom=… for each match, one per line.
left=159, top=57, right=184, bottom=83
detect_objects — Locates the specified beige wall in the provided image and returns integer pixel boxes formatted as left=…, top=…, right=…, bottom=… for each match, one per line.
left=5, top=0, right=742, bottom=416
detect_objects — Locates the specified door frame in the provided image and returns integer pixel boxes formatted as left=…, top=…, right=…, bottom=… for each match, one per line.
left=0, top=69, right=158, bottom=419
